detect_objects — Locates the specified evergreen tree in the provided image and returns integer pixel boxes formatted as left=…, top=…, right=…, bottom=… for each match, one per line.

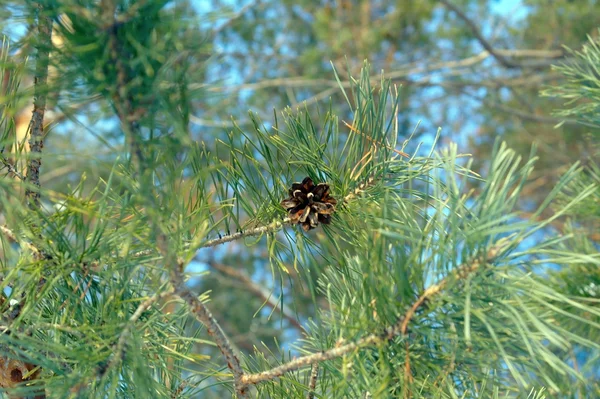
left=0, top=2, right=598, bottom=399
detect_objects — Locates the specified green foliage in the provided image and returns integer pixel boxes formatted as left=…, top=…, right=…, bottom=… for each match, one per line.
left=542, top=30, right=600, bottom=129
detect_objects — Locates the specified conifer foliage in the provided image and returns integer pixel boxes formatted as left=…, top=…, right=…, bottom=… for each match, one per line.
left=0, top=2, right=598, bottom=398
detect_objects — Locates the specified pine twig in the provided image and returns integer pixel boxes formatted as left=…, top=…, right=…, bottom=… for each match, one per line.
left=0, top=155, right=26, bottom=181
left=306, top=363, right=319, bottom=399
left=342, top=120, right=410, bottom=159
left=240, top=241, right=509, bottom=387
left=173, top=276, right=249, bottom=398
left=202, top=217, right=291, bottom=248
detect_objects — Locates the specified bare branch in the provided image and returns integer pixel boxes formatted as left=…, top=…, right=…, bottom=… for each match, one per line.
left=209, top=261, right=306, bottom=333
left=439, top=0, right=522, bottom=68
left=240, top=242, right=509, bottom=386
left=174, top=280, right=249, bottom=398
left=460, top=89, right=592, bottom=127
left=193, top=49, right=563, bottom=95
left=212, top=1, right=264, bottom=36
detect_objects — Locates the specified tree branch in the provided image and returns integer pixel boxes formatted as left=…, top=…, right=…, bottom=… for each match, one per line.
left=240, top=241, right=509, bottom=386
left=0, top=155, right=26, bottom=181
left=108, top=289, right=175, bottom=372
left=101, top=0, right=144, bottom=168
left=194, top=49, right=563, bottom=95
left=158, top=233, right=248, bottom=398
left=212, top=1, right=264, bottom=36
left=172, top=275, right=249, bottom=398
left=0, top=225, right=41, bottom=257
left=209, top=261, right=306, bottom=333
left=439, top=0, right=522, bottom=69
left=306, top=363, right=318, bottom=399
left=25, top=2, right=53, bottom=210
left=202, top=217, right=290, bottom=248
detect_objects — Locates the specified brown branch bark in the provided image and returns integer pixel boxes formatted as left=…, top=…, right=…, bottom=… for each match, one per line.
left=1, top=5, right=52, bottom=396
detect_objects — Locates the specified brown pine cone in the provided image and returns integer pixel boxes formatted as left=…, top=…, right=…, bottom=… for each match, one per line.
left=280, top=177, right=337, bottom=231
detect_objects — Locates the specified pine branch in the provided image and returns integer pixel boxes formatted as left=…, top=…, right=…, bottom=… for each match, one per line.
left=0, top=155, right=26, bottom=181
left=202, top=217, right=291, bottom=248
left=240, top=240, right=509, bottom=387
left=25, top=2, right=52, bottom=210
left=101, top=0, right=144, bottom=168
left=173, top=278, right=249, bottom=398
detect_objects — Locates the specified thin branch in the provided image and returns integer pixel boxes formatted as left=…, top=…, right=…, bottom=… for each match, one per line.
left=306, top=363, right=318, bottom=399
left=0, top=155, right=26, bottom=181
left=342, top=120, right=410, bottom=158
left=460, top=89, right=591, bottom=127
left=25, top=2, right=53, bottom=210
left=209, top=261, right=306, bottom=333
left=202, top=217, right=290, bottom=248
left=189, top=115, right=250, bottom=128
left=107, top=289, right=175, bottom=372
left=439, top=0, right=521, bottom=68
left=193, top=49, right=563, bottom=94
left=212, top=1, right=263, bottom=36
left=240, top=241, right=509, bottom=386
left=101, top=0, right=144, bottom=168
left=173, top=278, right=249, bottom=398
left=158, top=231, right=248, bottom=398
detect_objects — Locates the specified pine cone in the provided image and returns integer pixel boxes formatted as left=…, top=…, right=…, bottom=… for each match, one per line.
left=280, top=177, right=337, bottom=231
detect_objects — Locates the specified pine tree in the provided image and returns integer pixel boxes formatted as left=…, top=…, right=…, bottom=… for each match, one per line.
left=0, top=2, right=598, bottom=399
